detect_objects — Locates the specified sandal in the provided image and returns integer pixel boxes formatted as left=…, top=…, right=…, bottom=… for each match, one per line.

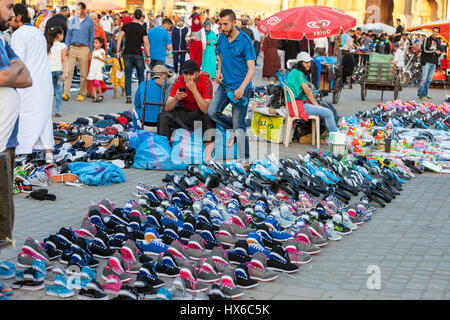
left=98, top=96, right=104, bottom=102
left=0, top=282, right=14, bottom=296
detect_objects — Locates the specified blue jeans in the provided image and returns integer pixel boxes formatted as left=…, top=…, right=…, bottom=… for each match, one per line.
left=303, top=103, right=338, bottom=133
left=208, top=84, right=252, bottom=160
left=418, top=62, right=436, bottom=97
left=124, top=54, right=145, bottom=98
left=52, top=71, right=63, bottom=113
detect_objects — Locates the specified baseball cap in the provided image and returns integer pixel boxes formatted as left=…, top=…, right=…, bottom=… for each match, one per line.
left=181, top=60, right=199, bottom=74
left=296, top=52, right=313, bottom=63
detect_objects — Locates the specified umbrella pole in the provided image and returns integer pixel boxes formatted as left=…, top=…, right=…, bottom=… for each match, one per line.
left=308, top=40, right=310, bottom=56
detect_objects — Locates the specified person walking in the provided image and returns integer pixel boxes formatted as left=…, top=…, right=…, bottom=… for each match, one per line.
left=201, top=22, right=218, bottom=78
left=116, top=9, right=150, bottom=104
left=44, top=5, right=69, bottom=41
left=10, top=3, right=54, bottom=162
left=100, top=11, right=114, bottom=45
left=208, top=9, right=256, bottom=162
left=106, top=47, right=125, bottom=99
left=46, top=26, right=67, bottom=117
left=171, top=17, right=188, bottom=75
left=147, top=18, right=172, bottom=69
left=262, top=35, right=280, bottom=81
left=250, top=18, right=262, bottom=64
left=187, top=12, right=205, bottom=71
left=0, top=0, right=32, bottom=255
left=418, top=27, right=442, bottom=100
left=62, top=1, right=95, bottom=102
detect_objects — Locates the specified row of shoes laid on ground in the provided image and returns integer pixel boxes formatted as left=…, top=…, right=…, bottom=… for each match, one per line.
left=9, top=151, right=388, bottom=300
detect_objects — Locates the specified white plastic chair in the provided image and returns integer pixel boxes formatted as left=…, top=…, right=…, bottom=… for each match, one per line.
left=282, top=83, right=320, bottom=149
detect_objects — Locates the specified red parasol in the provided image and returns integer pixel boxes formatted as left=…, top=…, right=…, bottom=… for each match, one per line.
left=258, top=6, right=357, bottom=40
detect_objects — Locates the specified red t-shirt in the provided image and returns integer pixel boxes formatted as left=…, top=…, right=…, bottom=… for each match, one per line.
left=121, top=16, right=133, bottom=25
left=169, top=74, right=213, bottom=111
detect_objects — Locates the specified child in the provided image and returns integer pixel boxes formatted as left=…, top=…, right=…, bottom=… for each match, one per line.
left=87, top=37, right=107, bottom=102
left=46, top=26, right=67, bottom=117
left=106, top=48, right=125, bottom=99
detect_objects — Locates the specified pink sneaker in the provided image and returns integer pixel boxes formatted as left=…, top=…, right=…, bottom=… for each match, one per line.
left=102, top=275, right=122, bottom=295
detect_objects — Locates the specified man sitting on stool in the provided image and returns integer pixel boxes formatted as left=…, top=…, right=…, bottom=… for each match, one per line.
left=158, top=60, right=216, bottom=161
left=133, top=65, right=172, bottom=129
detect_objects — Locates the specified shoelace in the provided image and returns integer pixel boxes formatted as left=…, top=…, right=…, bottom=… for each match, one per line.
left=220, top=277, right=235, bottom=290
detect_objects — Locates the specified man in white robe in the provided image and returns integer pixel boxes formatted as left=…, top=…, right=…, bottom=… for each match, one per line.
left=10, top=3, right=54, bottom=162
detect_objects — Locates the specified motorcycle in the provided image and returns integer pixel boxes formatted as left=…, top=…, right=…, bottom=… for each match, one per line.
left=399, top=51, right=422, bottom=87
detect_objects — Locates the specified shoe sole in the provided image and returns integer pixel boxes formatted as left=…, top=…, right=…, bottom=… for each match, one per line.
left=101, top=274, right=133, bottom=283
left=156, top=272, right=179, bottom=278
left=236, top=282, right=259, bottom=289
left=12, top=282, right=45, bottom=291
left=227, top=292, right=245, bottom=299
left=249, top=275, right=278, bottom=282
left=51, top=174, right=79, bottom=183
left=185, top=287, right=209, bottom=293
left=46, top=290, right=75, bottom=298
left=267, top=266, right=299, bottom=274
left=78, top=294, right=110, bottom=300
left=197, top=277, right=221, bottom=283
left=92, top=254, right=114, bottom=259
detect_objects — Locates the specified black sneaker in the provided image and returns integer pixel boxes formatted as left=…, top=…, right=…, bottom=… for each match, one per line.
left=267, top=245, right=300, bottom=273
left=108, top=236, right=125, bottom=250
left=44, top=234, right=70, bottom=253
left=114, top=226, right=128, bottom=238
left=78, top=288, right=110, bottom=300
left=333, top=222, right=352, bottom=235
left=44, top=245, right=61, bottom=260
left=208, top=284, right=231, bottom=300
left=155, top=261, right=180, bottom=278
left=137, top=263, right=165, bottom=288
left=235, top=263, right=259, bottom=289
left=12, top=279, right=45, bottom=291
left=88, top=241, right=115, bottom=259
left=135, top=283, right=157, bottom=300
left=160, top=224, right=181, bottom=245
left=255, top=224, right=283, bottom=249
left=228, top=240, right=252, bottom=265
left=138, top=253, right=153, bottom=264
left=110, top=208, right=131, bottom=226
left=128, top=215, right=142, bottom=232
left=57, top=227, right=76, bottom=245
left=115, top=285, right=139, bottom=300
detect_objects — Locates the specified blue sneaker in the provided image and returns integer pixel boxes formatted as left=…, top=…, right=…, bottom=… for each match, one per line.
left=0, top=261, right=16, bottom=280
left=138, top=239, right=169, bottom=256
left=155, top=287, right=172, bottom=300
left=161, top=216, right=184, bottom=229
left=46, top=275, right=75, bottom=298
left=165, top=205, right=183, bottom=221
left=31, top=259, right=48, bottom=280
left=144, top=226, right=160, bottom=243
left=269, top=229, right=293, bottom=242
left=246, top=232, right=271, bottom=257
left=264, top=216, right=281, bottom=231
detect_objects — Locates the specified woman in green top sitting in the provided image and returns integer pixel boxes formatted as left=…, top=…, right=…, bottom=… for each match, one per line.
left=286, top=52, right=338, bottom=133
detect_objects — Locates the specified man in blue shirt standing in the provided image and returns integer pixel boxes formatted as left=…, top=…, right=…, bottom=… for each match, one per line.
left=208, top=9, right=256, bottom=162
left=63, top=1, right=95, bottom=102
left=147, top=18, right=172, bottom=69
left=0, top=0, right=32, bottom=250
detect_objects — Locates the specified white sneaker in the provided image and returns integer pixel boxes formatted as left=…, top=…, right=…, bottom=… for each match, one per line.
left=323, top=222, right=342, bottom=241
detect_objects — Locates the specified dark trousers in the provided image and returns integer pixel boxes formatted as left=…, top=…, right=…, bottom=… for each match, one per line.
left=0, top=148, right=15, bottom=245
left=173, top=51, right=186, bottom=74
left=124, top=54, right=145, bottom=98
left=254, top=41, right=261, bottom=62
left=157, top=107, right=216, bottom=142
left=150, top=59, right=164, bottom=70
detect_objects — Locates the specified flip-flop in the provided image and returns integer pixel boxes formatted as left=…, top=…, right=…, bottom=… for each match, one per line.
left=51, top=173, right=79, bottom=183
left=0, top=283, right=14, bottom=296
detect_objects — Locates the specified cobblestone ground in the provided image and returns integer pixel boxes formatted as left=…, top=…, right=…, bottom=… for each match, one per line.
left=1, top=60, right=449, bottom=300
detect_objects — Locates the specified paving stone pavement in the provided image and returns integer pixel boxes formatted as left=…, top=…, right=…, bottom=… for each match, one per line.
left=1, top=58, right=449, bottom=300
